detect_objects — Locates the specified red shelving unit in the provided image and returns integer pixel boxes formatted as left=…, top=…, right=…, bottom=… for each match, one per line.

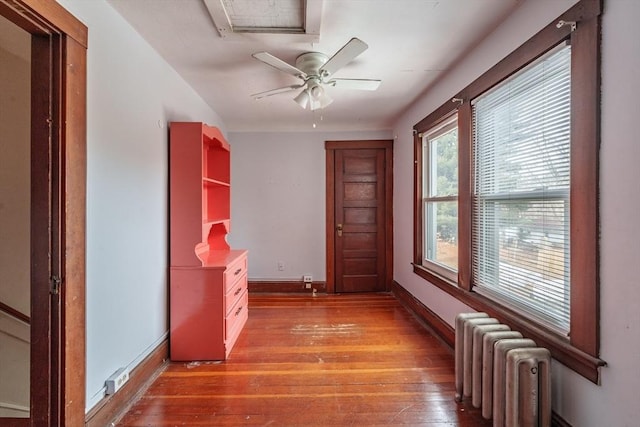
left=169, top=122, right=248, bottom=361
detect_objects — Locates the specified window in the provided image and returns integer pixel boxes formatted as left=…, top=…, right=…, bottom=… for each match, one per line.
left=413, top=0, right=602, bottom=383
left=422, top=115, right=458, bottom=277
left=472, top=44, right=571, bottom=333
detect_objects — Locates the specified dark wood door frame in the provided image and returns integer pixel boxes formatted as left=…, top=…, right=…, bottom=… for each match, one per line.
left=325, top=140, right=393, bottom=294
left=0, top=1, right=86, bottom=426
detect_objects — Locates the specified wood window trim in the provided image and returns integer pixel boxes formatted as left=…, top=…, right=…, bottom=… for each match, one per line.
left=414, top=113, right=460, bottom=279
left=412, top=0, right=604, bottom=383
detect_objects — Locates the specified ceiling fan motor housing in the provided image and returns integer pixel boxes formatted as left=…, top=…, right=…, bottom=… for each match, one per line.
left=295, top=52, right=330, bottom=79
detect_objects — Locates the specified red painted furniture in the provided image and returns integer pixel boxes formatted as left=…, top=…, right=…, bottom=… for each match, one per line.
left=169, top=122, right=248, bottom=361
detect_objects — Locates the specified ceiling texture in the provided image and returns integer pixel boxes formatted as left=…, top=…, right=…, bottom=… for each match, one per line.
left=107, top=0, right=521, bottom=132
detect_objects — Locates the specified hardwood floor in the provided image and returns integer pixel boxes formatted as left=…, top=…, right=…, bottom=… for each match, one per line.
left=116, top=293, right=490, bottom=426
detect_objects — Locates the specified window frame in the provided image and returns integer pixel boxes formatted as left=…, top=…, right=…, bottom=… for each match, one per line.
left=421, top=114, right=459, bottom=279
left=412, top=0, right=604, bottom=383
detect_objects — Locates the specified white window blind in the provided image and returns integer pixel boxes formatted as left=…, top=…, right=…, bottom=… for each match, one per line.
left=471, top=43, right=571, bottom=333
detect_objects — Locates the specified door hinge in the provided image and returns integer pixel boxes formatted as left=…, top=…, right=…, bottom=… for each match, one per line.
left=51, top=276, right=62, bottom=295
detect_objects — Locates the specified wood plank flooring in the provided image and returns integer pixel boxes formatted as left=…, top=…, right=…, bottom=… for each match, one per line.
left=116, top=293, right=490, bottom=426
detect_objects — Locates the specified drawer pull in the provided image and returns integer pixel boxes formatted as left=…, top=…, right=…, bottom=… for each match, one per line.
left=234, top=287, right=242, bottom=296
left=234, top=268, right=242, bottom=276
left=235, top=305, right=243, bottom=316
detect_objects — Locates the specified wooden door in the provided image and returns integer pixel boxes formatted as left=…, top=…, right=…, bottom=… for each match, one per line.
left=326, top=140, right=393, bottom=293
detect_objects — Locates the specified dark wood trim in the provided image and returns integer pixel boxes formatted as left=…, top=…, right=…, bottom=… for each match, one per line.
left=30, top=31, right=54, bottom=427
left=249, top=280, right=327, bottom=293
left=569, top=11, right=600, bottom=358
left=412, top=132, right=422, bottom=266
left=456, top=102, right=472, bottom=291
left=0, top=0, right=87, bottom=46
left=391, top=281, right=455, bottom=348
left=325, top=140, right=394, bottom=294
left=384, top=142, right=394, bottom=291
left=0, top=301, right=30, bottom=324
left=50, top=28, right=64, bottom=427
left=413, top=107, right=459, bottom=269
left=325, top=148, right=336, bottom=294
left=85, top=340, right=169, bottom=427
left=325, top=139, right=393, bottom=150
left=62, top=34, right=87, bottom=427
left=414, top=98, right=460, bottom=134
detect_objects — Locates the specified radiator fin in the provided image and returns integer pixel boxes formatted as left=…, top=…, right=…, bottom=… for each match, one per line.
left=481, top=330, right=523, bottom=419
left=454, top=312, right=489, bottom=401
left=471, top=323, right=511, bottom=408
left=506, top=347, right=551, bottom=427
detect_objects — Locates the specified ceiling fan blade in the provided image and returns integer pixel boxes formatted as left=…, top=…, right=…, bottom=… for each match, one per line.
left=320, top=38, right=369, bottom=77
left=328, top=78, right=381, bottom=91
left=252, top=52, right=307, bottom=78
left=251, top=84, right=304, bottom=99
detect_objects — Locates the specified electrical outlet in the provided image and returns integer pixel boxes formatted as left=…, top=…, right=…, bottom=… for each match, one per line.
left=277, top=261, right=285, bottom=271
left=303, top=275, right=312, bottom=283
left=105, top=367, right=129, bottom=395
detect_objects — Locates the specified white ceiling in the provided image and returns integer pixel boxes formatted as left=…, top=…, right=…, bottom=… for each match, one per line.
left=107, top=0, right=522, bottom=132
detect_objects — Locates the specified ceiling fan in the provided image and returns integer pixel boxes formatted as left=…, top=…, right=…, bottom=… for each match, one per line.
left=250, top=38, right=381, bottom=111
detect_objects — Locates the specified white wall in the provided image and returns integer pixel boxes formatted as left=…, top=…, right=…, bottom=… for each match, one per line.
left=392, top=0, right=640, bottom=425
left=228, top=130, right=392, bottom=281
left=57, top=0, right=225, bottom=413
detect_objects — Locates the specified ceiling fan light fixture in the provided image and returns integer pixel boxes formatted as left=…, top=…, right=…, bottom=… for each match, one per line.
left=309, top=82, right=323, bottom=99
left=307, top=81, right=333, bottom=110
left=309, top=97, right=322, bottom=111
left=316, top=91, right=333, bottom=109
left=293, top=89, right=310, bottom=109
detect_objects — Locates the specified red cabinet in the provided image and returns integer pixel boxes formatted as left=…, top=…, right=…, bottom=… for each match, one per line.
left=169, top=122, right=247, bottom=361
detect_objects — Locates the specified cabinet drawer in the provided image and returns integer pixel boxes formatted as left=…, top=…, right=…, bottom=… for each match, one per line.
left=225, top=273, right=247, bottom=316
left=224, top=254, right=247, bottom=293
left=225, top=290, right=248, bottom=353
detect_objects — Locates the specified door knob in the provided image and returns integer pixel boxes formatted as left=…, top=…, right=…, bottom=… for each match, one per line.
left=336, top=223, right=343, bottom=237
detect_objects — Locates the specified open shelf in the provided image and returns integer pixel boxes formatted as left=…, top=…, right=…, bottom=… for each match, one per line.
left=202, top=184, right=230, bottom=226
left=203, top=145, right=230, bottom=184
left=203, top=177, right=230, bottom=187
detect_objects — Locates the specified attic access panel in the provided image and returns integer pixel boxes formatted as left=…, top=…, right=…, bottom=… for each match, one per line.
left=204, top=0, right=322, bottom=41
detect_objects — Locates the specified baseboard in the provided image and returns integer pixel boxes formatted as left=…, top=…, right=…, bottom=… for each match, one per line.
left=552, top=412, right=573, bottom=427
left=249, top=280, right=327, bottom=293
left=85, top=339, right=168, bottom=427
left=390, top=280, right=455, bottom=348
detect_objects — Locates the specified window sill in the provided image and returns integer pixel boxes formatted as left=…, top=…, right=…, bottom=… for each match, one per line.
left=412, top=263, right=606, bottom=384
